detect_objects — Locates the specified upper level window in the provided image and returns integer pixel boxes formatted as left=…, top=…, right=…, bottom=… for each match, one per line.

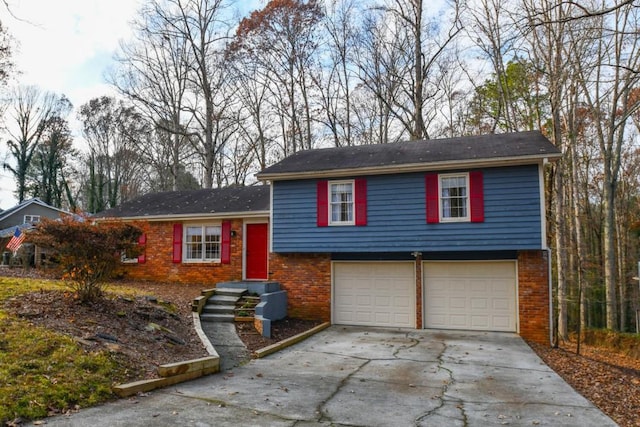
left=24, top=215, right=41, bottom=224
left=330, top=181, right=354, bottom=225
left=440, top=173, right=469, bottom=221
left=185, top=225, right=221, bottom=262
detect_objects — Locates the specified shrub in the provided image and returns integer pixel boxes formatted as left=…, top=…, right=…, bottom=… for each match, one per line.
left=30, top=216, right=143, bottom=303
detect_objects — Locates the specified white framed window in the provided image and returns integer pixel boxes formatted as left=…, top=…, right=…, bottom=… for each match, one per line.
left=184, top=225, right=221, bottom=262
left=329, top=180, right=354, bottom=225
left=440, top=173, right=469, bottom=222
left=121, top=252, right=139, bottom=264
left=24, top=215, right=41, bottom=224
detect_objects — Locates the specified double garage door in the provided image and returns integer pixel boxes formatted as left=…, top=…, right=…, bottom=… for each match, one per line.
left=333, top=261, right=517, bottom=331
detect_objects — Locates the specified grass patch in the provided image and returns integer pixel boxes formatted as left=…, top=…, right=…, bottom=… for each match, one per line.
left=0, top=277, right=137, bottom=424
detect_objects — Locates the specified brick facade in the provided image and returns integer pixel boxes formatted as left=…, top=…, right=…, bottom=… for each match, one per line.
left=122, top=219, right=245, bottom=285
left=268, top=253, right=332, bottom=322
left=517, top=250, right=551, bottom=345
left=124, top=220, right=550, bottom=345
left=267, top=251, right=551, bottom=345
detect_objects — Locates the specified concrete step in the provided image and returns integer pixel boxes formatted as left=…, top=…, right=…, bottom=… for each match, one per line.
left=214, top=288, right=247, bottom=298
left=202, top=304, right=234, bottom=315
left=200, top=313, right=235, bottom=323
left=208, top=295, right=239, bottom=305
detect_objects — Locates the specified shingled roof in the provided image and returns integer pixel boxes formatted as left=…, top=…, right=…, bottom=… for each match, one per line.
left=257, top=131, right=561, bottom=180
left=96, top=185, right=270, bottom=220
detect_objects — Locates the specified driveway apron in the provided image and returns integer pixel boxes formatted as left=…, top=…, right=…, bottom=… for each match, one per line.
left=30, top=326, right=616, bottom=427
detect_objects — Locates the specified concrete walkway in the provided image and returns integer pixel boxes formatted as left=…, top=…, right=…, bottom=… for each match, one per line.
left=28, top=327, right=616, bottom=426
left=199, top=321, right=250, bottom=371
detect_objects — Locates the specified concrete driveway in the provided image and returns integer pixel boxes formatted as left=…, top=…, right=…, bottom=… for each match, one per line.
left=32, top=326, right=615, bottom=427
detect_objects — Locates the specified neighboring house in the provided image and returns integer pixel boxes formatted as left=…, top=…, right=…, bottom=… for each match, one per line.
left=99, top=131, right=561, bottom=344
left=0, top=198, right=70, bottom=239
left=0, top=198, right=71, bottom=264
left=96, top=186, right=271, bottom=284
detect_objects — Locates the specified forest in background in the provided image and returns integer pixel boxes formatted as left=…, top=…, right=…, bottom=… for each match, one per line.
left=1, top=0, right=639, bottom=337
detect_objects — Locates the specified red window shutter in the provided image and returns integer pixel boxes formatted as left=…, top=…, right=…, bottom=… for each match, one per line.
left=221, top=220, right=231, bottom=264
left=425, top=173, right=439, bottom=223
left=469, top=171, right=484, bottom=222
left=172, top=224, right=182, bottom=263
left=317, top=180, right=329, bottom=227
left=137, top=233, right=147, bottom=264
left=354, top=178, right=367, bottom=226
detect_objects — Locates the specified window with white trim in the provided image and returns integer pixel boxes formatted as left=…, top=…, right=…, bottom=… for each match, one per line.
left=440, top=173, right=469, bottom=221
left=121, top=252, right=139, bottom=264
left=329, top=180, right=354, bottom=225
left=184, top=225, right=221, bottom=261
left=24, top=215, right=41, bottom=224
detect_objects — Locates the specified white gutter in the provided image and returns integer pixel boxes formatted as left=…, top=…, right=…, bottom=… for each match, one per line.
left=257, top=153, right=562, bottom=181
left=99, top=210, right=271, bottom=222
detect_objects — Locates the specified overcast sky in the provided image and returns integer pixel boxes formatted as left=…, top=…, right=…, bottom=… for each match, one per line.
left=0, top=0, right=263, bottom=210
left=0, top=0, right=143, bottom=209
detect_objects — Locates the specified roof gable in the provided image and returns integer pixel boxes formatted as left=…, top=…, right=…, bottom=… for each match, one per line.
left=0, top=198, right=70, bottom=223
left=257, top=131, right=561, bottom=180
left=96, top=185, right=271, bottom=220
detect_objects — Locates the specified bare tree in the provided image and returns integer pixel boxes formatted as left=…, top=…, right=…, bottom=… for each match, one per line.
left=315, top=0, right=360, bottom=146
left=114, top=0, right=232, bottom=189
left=78, top=97, right=147, bottom=212
left=111, top=2, right=193, bottom=191
left=354, top=8, right=405, bottom=144
left=230, top=0, right=324, bottom=155
left=4, top=86, right=70, bottom=202
left=26, top=115, right=77, bottom=209
left=376, top=0, right=462, bottom=140
left=570, top=3, right=640, bottom=330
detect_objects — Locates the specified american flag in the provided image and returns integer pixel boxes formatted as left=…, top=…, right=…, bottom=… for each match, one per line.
left=6, top=228, right=25, bottom=253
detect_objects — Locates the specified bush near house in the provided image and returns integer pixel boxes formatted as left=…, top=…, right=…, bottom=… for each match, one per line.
left=30, top=216, right=144, bottom=303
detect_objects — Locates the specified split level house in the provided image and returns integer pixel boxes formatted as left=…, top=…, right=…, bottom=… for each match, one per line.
left=98, top=131, right=561, bottom=345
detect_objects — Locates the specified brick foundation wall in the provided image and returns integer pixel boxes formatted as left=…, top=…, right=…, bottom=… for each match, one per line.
left=122, top=219, right=244, bottom=285
left=268, top=253, right=331, bottom=322
left=518, top=250, right=550, bottom=345
left=415, top=256, right=423, bottom=328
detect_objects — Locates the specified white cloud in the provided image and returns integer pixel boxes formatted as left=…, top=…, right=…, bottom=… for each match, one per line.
left=5, top=0, right=140, bottom=96
left=0, top=0, right=142, bottom=209
left=0, top=0, right=262, bottom=210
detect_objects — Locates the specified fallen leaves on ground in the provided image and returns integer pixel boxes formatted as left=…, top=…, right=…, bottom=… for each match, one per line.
left=529, top=340, right=640, bottom=427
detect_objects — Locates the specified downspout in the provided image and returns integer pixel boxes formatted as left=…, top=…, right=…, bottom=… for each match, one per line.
left=541, top=158, right=554, bottom=346
left=542, top=158, right=554, bottom=346
left=548, top=247, right=553, bottom=346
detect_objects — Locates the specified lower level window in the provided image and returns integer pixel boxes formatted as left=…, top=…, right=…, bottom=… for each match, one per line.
left=185, top=225, right=221, bottom=261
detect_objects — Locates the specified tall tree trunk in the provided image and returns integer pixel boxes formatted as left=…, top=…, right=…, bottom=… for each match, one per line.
left=603, top=176, right=618, bottom=329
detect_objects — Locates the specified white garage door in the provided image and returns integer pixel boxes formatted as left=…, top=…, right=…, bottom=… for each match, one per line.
left=423, top=261, right=517, bottom=332
left=333, top=262, right=416, bottom=328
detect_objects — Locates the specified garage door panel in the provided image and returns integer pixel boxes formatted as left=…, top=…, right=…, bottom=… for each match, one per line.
left=424, top=261, right=516, bottom=332
left=493, top=298, right=510, bottom=310
left=470, top=316, right=489, bottom=328
left=450, top=315, right=467, bottom=327
left=334, top=262, right=415, bottom=328
left=470, top=298, right=488, bottom=309
left=492, top=315, right=511, bottom=329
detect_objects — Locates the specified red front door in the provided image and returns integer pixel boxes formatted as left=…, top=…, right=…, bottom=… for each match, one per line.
left=245, top=223, right=268, bottom=280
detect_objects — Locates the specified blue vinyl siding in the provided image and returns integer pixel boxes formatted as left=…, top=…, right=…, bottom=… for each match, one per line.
left=271, top=165, right=543, bottom=253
